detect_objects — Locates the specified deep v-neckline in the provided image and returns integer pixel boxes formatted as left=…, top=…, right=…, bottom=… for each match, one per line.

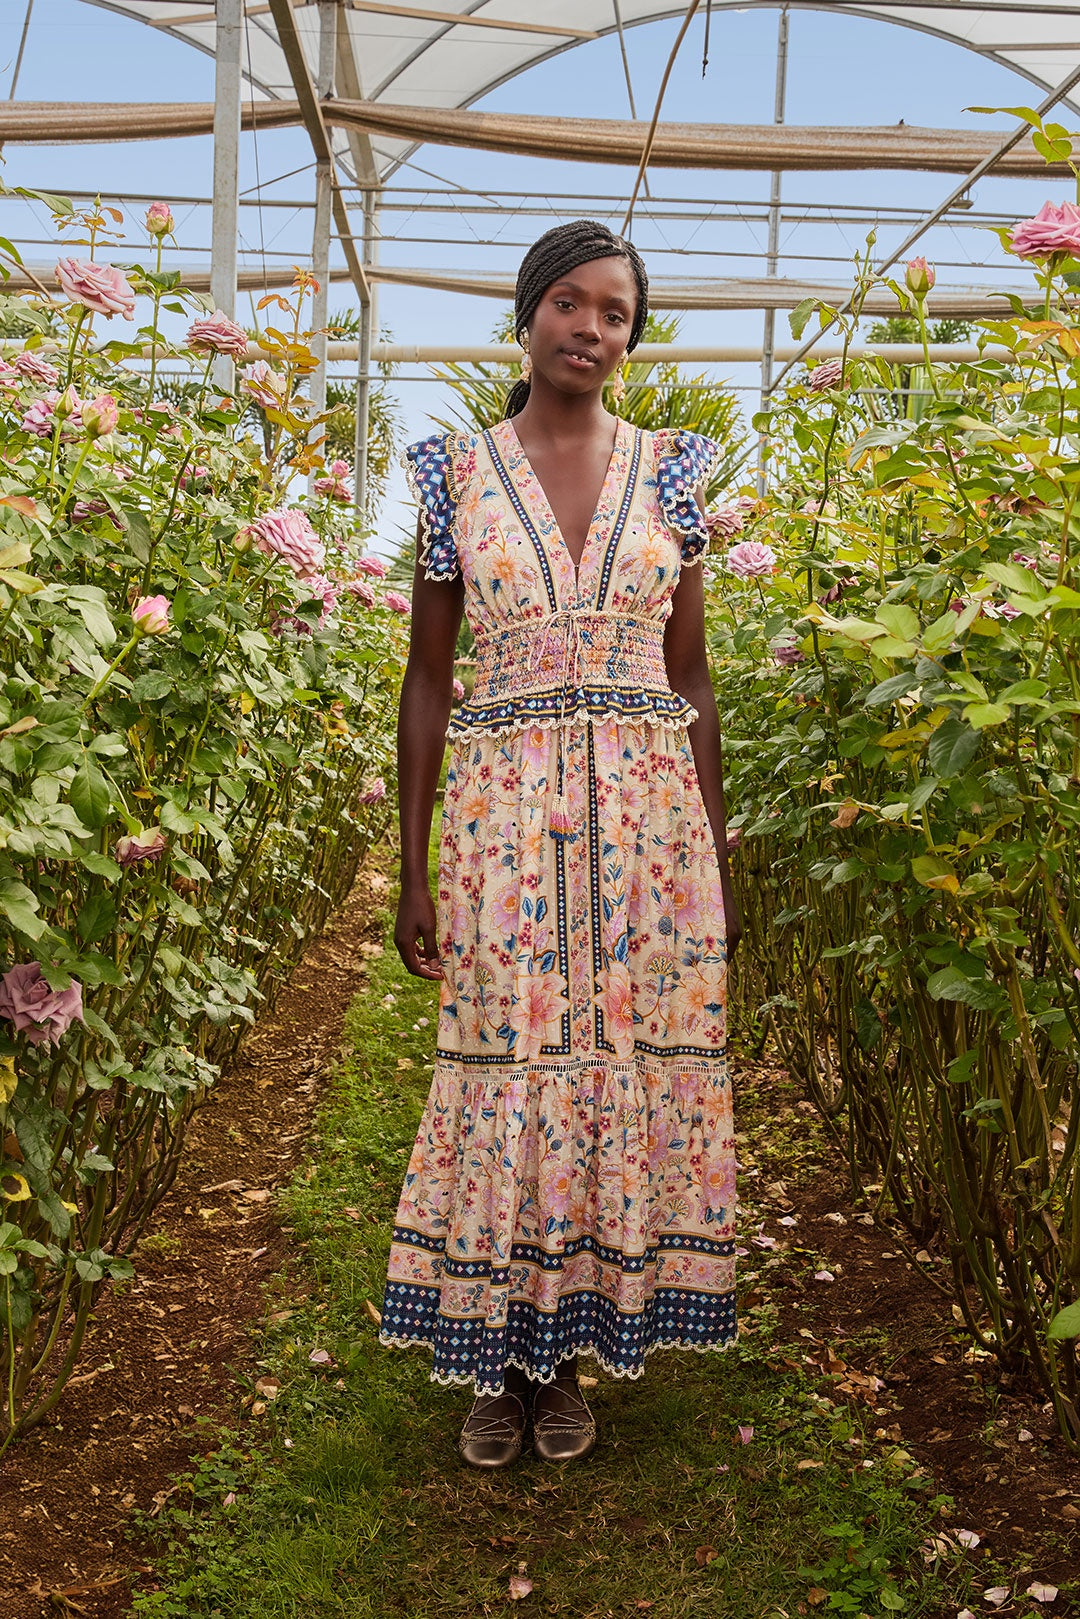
left=504, top=417, right=626, bottom=589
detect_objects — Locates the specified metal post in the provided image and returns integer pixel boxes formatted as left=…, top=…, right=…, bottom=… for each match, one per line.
left=310, top=0, right=336, bottom=447
left=210, top=0, right=243, bottom=391
left=354, top=191, right=377, bottom=523
left=758, top=6, right=789, bottom=493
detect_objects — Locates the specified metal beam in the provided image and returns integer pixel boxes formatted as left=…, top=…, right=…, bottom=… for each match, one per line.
left=266, top=0, right=371, bottom=305
left=333, top=0, right=379, bottom=187
left=210, top=0, right=243, bottom=390
left=354, top=191, right=377, bottom=521
left=309, top=0, right=336, bottom=467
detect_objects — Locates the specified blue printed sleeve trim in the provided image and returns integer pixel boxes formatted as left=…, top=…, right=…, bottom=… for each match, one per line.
left=655, top=429, right=722, bottom=566
left=402, top=431, right=473, bottom=581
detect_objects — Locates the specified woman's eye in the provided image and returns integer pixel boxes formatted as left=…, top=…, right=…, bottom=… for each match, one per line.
left=554, top=299, right=574, bottom=311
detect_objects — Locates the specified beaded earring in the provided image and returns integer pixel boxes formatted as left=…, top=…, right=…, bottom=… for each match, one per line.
left=519, top=329, right=533, bottom=383
left=612, top=354, right=628, bottom=407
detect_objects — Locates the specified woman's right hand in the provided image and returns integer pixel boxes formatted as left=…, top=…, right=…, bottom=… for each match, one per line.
left=394, top=882, right=445, bottom=980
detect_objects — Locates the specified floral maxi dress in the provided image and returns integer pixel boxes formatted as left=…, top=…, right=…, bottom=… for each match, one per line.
left=380, top=417, right=737, bottom=1393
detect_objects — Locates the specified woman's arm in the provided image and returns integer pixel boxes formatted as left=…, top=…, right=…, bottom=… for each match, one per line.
left=394, top=518, right=466, bottom=980
left=663, top=551, right=742, bottom=958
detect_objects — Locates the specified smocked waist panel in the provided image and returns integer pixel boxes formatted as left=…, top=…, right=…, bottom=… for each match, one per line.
left=449, top=610, right=697, bottom=739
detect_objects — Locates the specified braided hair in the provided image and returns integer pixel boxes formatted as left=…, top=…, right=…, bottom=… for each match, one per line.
left=504, top=219, right=649, bottom=418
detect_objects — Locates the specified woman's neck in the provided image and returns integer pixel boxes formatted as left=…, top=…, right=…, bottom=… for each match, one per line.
left=512, top=376, right=616, bottom=446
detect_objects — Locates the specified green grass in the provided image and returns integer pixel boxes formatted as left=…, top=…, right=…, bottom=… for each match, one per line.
left=132, top=887, right=975, bottom=1619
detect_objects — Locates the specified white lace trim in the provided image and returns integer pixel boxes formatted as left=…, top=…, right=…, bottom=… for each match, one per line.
left=378, top=1327, right=739, bottom=1394
left=447, top=699, right=699, bottom=742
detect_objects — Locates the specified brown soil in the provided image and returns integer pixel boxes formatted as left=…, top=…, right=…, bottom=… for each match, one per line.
left=0, top=863, right=388, bottom=1619
left=1, top=926, right=1077, bottom=1616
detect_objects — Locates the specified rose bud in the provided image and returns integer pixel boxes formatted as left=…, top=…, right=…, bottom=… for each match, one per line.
left=54, top=384, right=81, bottom=420
left=132, top=594, right=170, bottom=636
left=82, top=393, right=119, bottom=439
left=145, top=201, right=175, bottom=238
left=904, top=256, right=936, bottom=300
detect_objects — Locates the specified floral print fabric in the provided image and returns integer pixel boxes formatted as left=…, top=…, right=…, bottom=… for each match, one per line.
left=381, top=418, right=736, bottom=1392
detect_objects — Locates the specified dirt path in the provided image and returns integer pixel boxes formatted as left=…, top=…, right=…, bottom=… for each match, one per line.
left=0, top=865, right=388, bottom=1619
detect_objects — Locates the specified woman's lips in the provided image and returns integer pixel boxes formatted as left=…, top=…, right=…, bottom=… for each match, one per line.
left=559, top=349, right=599, bottom=370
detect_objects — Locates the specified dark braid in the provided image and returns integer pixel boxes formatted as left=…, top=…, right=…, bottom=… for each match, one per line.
left=504, top=219, right=649, bottom=418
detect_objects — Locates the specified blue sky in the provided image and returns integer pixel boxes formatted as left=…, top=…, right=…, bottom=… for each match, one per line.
left=0, top=1, right=1073, bottom=545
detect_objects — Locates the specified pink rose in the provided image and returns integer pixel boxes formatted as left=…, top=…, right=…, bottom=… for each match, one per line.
left=452, top=677, right=465, bottom=701
left=186, top=310, right=248, bottom=359
left=82, top=393, right=118, bottom=438
left=726, top=540, right=777, bottom=579
left=905, top=256, right=935, bottom=299
left=356, top=554, right=389, bottom=579
left=240, top=360, right=285, bottom=410
left=71, top=497, right=118, bottom=527
left=115, top=827, right=168, bottom=867
left=21, top=390, right=82, bottom=439
left=0, top=961, right=83, bottom=1047
left=705, top=508, right=744, bottom=540
left=383, top=590, right=411, bottom=614
left=358, top=778, right=386, bottom=806
left=807, top=357, right=845, bottom=392
left=820, top=574, right=858, bottom=606
left=299, top=572, right=338, bottom=627
left=145, top=201, right=174, bottom=238
left=726, top=827, right=742, bottom=853
left=313, top=474, right=351, bottom=502
left=346, top=577, right=376, bottom=607
left=1010, top=200, right=1080, bottom=261
left=0, top=360, right=18, bottom=391
left=55, top=258, right=136, bottom=320
left=772, top=640, right=805, bottom=666
left=132, top=594, right=170, bottom=636
left=250, top=509, right=325, bottom=577
left=329, top=459, right=350, bottom=478
left=14, top=351, right=59, bottom=386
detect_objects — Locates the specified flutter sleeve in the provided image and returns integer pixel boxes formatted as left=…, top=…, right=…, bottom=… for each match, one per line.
left=654, top=429, right=722, bottom=566
left=402, top=431, right=476, bottom=582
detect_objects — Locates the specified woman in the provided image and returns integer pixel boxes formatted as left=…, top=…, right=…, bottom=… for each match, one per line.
left=380, top=220, right=741, bottom=1469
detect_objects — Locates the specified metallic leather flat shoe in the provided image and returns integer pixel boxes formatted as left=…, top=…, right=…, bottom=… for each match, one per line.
left=532, top=1378, right=597, bottom=1464
left=458, top=1390, right=528, bottom=1470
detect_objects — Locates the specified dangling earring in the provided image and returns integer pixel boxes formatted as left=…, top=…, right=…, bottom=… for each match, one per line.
left=519, top=329, right=533, bottom=384
left=612, top=353, right=628, bottom=408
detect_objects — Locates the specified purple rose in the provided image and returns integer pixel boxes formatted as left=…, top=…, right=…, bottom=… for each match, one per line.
left=115, top=827, right=168, bottom=867
left=358, top=777, right=386, bottom=806
left=772, top=640, right=806, bottom=667
left=0, top=962, right=84, bottom=1047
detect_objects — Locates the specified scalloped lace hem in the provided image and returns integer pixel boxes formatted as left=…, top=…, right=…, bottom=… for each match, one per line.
left=378, top=1327, right=739, bottom=1393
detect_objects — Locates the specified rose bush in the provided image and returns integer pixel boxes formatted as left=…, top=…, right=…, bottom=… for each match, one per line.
left=0, top=196, right=402, bottom=1444
left=708, top=161, right=1080, bottom=1444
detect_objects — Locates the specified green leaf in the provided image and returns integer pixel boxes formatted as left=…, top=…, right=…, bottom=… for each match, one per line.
left=131, top=671, right=173, bottom=703
left=998, top=678, right=1048, bottom=704
left=865, top=673, right=917, bottom=707
left=789, top=297, right=816, bottom=341
left=926, top=964, right=1004, bottom=1011
left=963, top=701, right=1011, bottom=730
left=120, top=508, right=153, bottom=564
left=1048, top=1301, right=1080, bottom=1341
left=76, top=892, right=117, bottom=945
left=80, top=851, right=122, bottom=882
left=159, top=800, right=198, bottom=835
left=69, top=754, right=111, bottom=829
left=911, top=854, right=959, bottom=894
left=927, top=717, right=979, bottom=777
left=68, top=588, right=117, bottom=649
left=875, top=604, right=919, bottom=640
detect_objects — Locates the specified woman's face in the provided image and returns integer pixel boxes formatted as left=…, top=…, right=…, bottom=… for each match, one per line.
left=524, top=254, right=638, bottom=398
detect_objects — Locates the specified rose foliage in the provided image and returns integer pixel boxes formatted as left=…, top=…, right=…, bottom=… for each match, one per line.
left=0, top=199, right=402, bottom=1444
left=710, top=167, right=1080, bottom=1447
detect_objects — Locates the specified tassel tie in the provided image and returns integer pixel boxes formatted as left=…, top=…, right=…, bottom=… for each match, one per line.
left=533, top=609, right=584, bottom=841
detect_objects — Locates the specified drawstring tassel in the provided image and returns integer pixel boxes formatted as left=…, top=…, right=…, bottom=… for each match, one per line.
left=549, top=792, right=574, bottom=838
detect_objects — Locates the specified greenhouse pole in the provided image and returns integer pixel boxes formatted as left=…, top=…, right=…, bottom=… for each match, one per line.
left=210, top=0, right=243, bottom=392
left=309, top=0, right=336, bottom=480
left=354, top=191, right=377, bottom=523
left=758, top=6, right=789, bottom=493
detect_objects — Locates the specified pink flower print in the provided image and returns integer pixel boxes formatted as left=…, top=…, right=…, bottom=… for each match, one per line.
left=539, top=1156, right=574, bottom=1220
left=520, top=725, right=552, bottom=775
left=647, top=1112, right=673, bottom=1173
left=703, top=1156, right=735, bottom=1213
left=600, top=963, right=636, bottom=1049
left=507, top=974, right=565, bottom=1057
left=490, top=885, right=519, bottom=939
left=673, top=876, right=703, bottom=933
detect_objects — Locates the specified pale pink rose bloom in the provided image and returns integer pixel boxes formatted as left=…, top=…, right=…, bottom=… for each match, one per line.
left=1010, top=200, right=1080, bottom=260
left=21, top=390, right=83, bottom=438
left=383, top=590, right=412, bottom=614
left=726, top=539, right=777, bottom=578
left=145, top=201, right=175, bottom=237
left=250, top=509, right=326, bottom=577
left=726, top=827, right=742, bottom=853
left=357, top=553, right=389, bottom=579
left=705, top=508, right=743, bottom=540
left=312, top=474, right=351, bottom=502
left=186, top=309, right=248, bottom=358
left=1012, top=551, right=1039, bottom=570
left=329, top=459, right=351, bottom=478
left=132, top=594, right=170, bottom=635
left=299, top=572, right=338, bottom=626
left=55, top=258, right=136, bottom=320
left=346, top=577, right=376, bottom=608
left=807, top=357, right=845, bottom=392
left=240, top=360, right=285, bottom=410
left=0, top=360, right=19, bottom=390
left=14, top=351, right=59, bottom=386
left=82, top=393, right=119, bottom=438
left=452, top=677, right=465, bottom=701
left=115, top=827, right=168, bottom=867
left=997, top=601, right=1022, bottom=622
left=905, top=256, right=935, bottom=298
left=0, top=962, right=83, bottom=1047
left=357, top=777, right=386, bottom=806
